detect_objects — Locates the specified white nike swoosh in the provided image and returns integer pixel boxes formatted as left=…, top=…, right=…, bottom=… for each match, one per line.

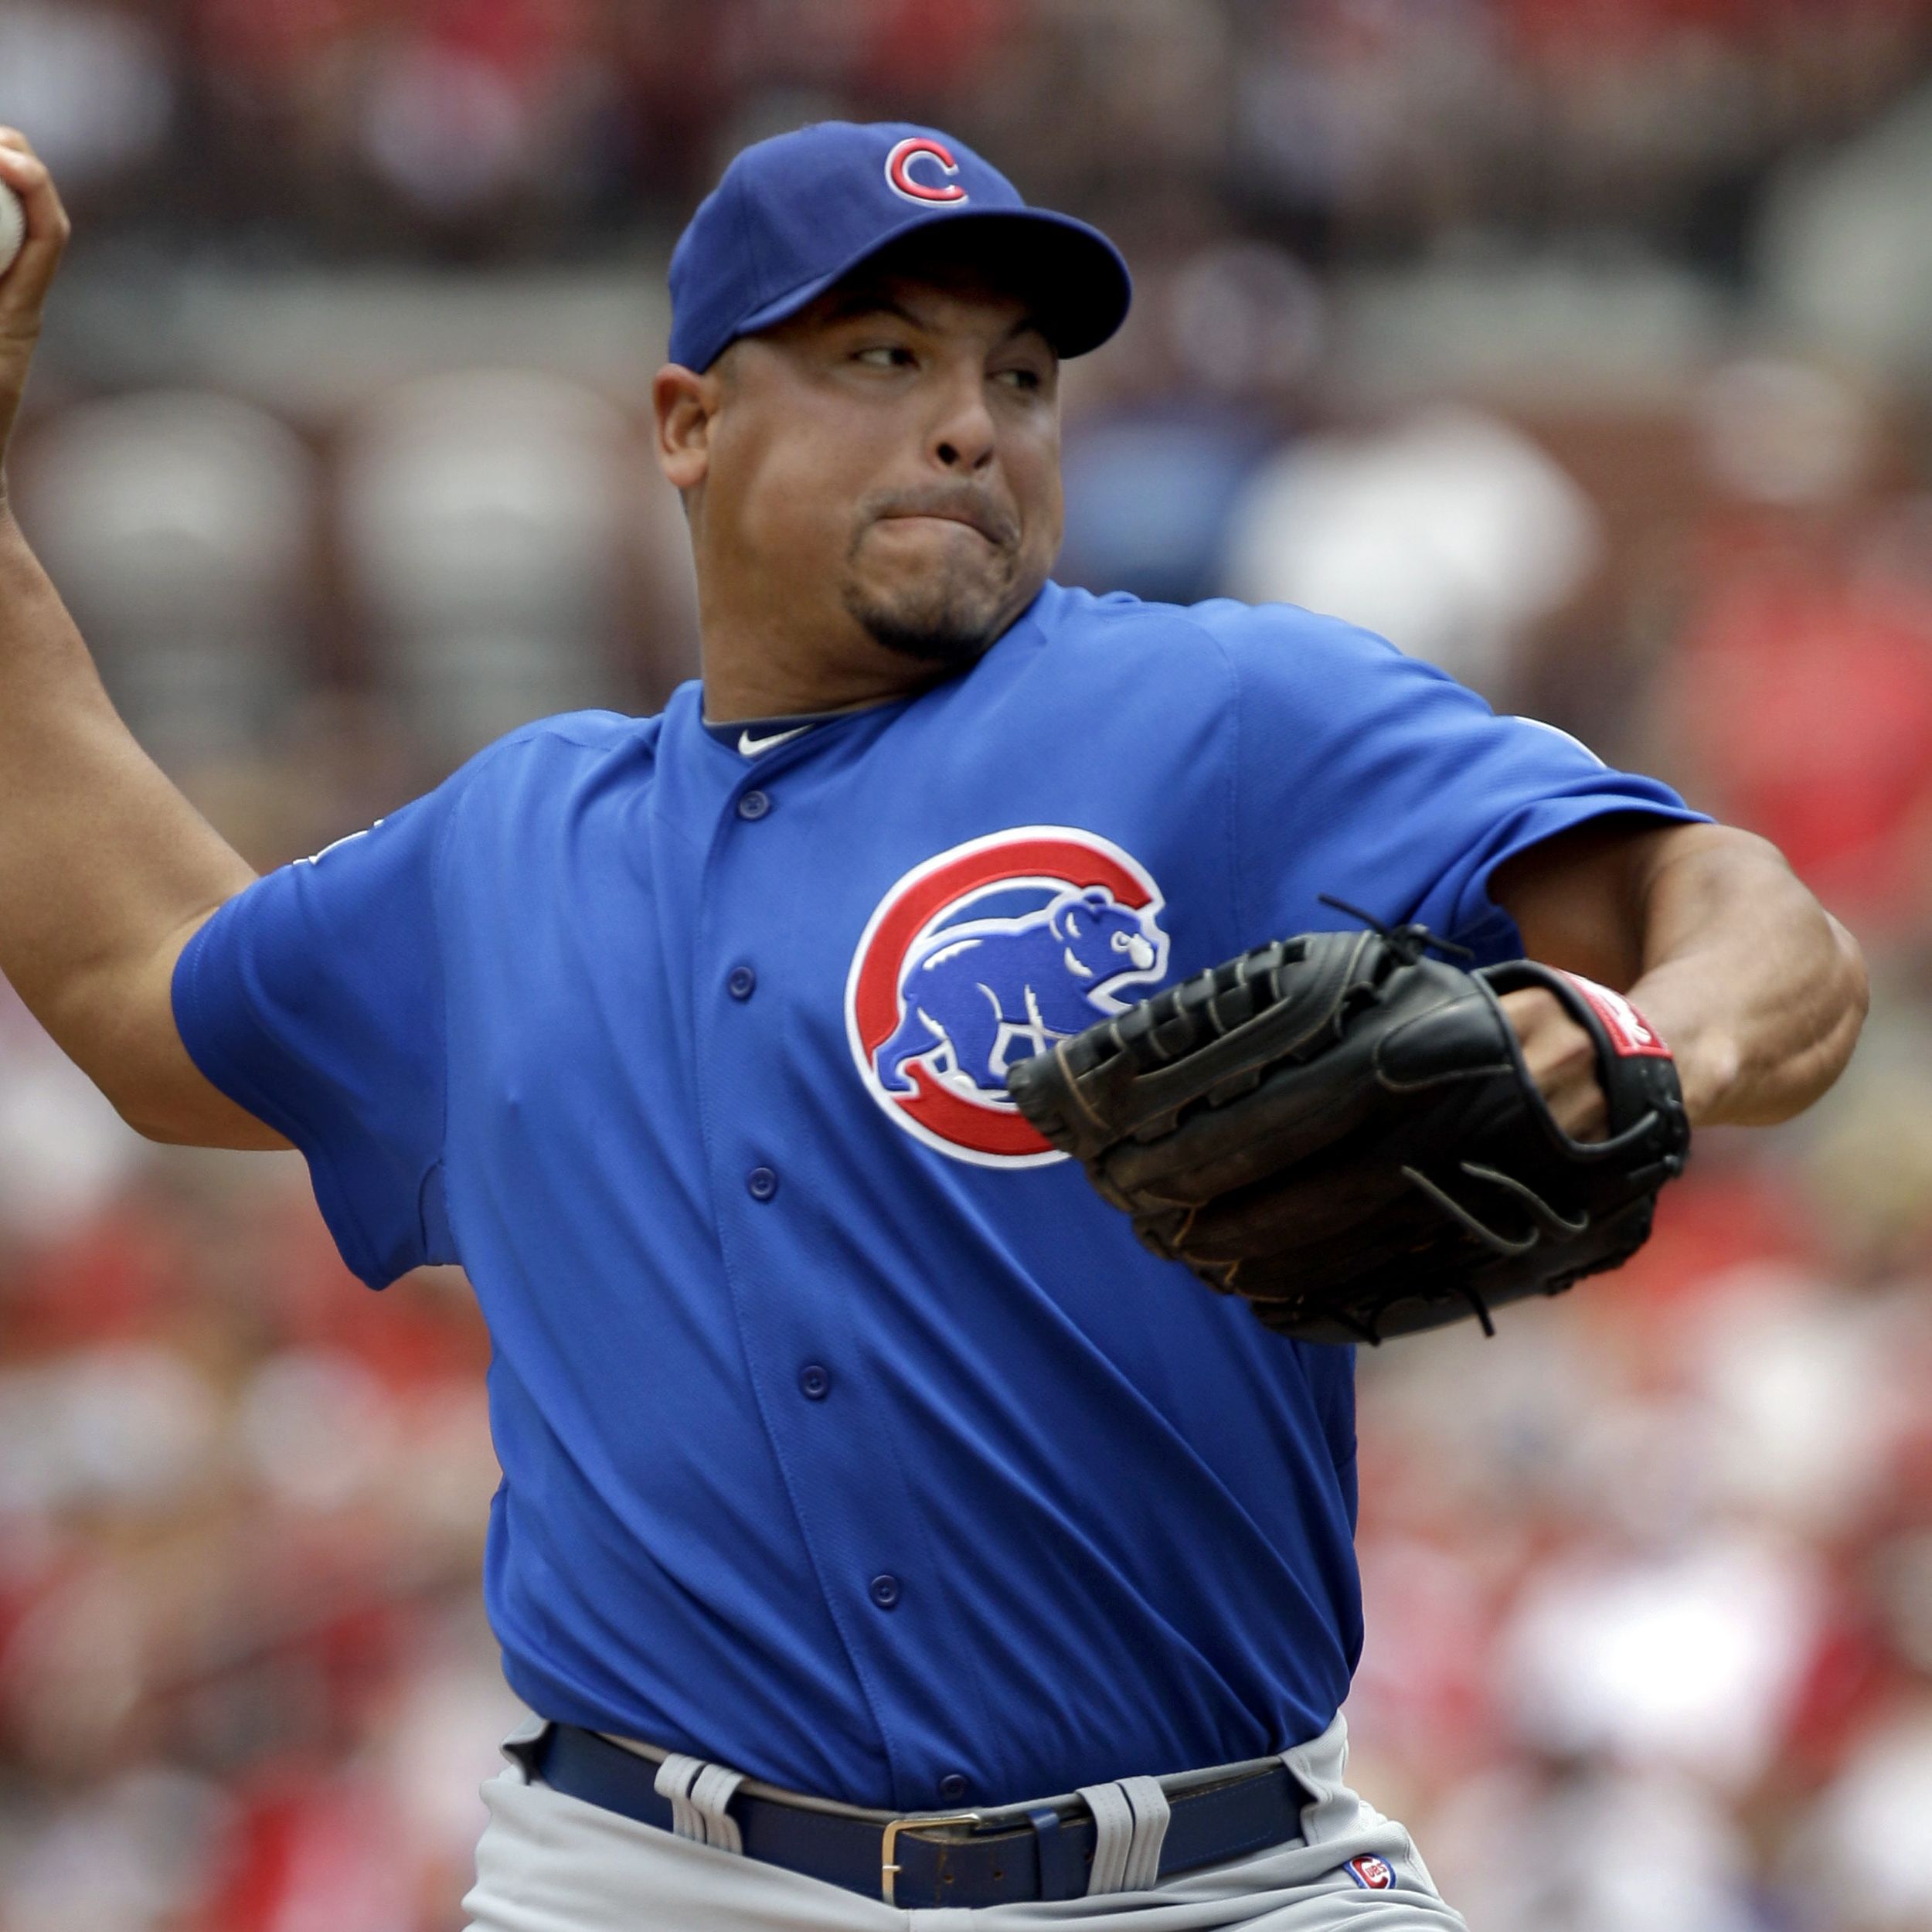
left=738, top=725, right=811, bottom=757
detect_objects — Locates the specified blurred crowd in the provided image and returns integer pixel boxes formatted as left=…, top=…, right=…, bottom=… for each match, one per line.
left=4, top=0, right=1931, bottom=270
left=4, top=2, right=1932, bottom=1929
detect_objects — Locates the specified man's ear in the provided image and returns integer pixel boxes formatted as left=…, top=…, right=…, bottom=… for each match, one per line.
left=653, top=362, right=721, bottom=493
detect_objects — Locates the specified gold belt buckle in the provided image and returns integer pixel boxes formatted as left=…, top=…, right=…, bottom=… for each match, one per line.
left=880, top=1809, right=983, bottom=1906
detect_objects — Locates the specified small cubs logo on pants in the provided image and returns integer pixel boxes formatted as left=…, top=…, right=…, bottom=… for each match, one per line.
left=846, top=828, right=1170, bottom=1167
left=1342, top=1852, right=1397, bottom=1890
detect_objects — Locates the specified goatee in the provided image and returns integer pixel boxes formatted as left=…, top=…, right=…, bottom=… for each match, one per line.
left=843, top=566, right=1015, bottom=668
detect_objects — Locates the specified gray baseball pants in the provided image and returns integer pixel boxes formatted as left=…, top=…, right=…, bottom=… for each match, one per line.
left=461, top=1712, right=1471, bottom=1931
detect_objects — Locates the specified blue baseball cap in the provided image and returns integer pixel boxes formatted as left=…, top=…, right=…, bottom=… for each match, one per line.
left=668, top=121, right=1133, bottom=372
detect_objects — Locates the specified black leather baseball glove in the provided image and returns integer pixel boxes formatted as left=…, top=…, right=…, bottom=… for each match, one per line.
left=1005, top=912, right=1690, bottom=1344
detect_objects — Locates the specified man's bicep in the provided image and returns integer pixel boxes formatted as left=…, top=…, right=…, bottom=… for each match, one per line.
left=108, top=911, right=293, bottom=1149
left=1489, top=815, right=1726, bottom=987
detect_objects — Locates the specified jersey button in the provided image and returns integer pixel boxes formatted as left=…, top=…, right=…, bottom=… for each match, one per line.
left=736, top=789, right=771, bottom=821
left=747, top=1166, right=779, bottom=1202
left=726, top=964, right=757, bottom=1001
left=798, top=1362, right=831, bottom=1400
left=868, top=1573, right=901, bottom=1611
left=937, top=1773, right=969, bottom=1803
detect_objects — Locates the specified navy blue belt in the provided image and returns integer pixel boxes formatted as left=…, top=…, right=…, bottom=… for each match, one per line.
left=528, top=1723, right=1307, bottom=1909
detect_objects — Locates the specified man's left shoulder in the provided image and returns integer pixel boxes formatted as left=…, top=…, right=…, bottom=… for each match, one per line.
left=1036, top=583, right=1396, bottom=670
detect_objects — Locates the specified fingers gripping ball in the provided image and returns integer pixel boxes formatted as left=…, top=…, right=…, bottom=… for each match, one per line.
left=1005, top=919, right=1691, bottom=1345
left=0, top=182, right=23, bottom=281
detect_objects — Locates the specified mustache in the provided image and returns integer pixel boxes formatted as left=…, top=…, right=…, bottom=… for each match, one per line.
left=862, top=487, right=1019, bottom=549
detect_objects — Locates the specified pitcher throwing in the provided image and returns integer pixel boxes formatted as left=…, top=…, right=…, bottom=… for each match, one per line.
left=0, top=121, right=1866, bottom=1928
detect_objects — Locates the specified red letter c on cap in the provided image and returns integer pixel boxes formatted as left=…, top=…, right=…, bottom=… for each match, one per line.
left=885, top=137, right=968, bottom=205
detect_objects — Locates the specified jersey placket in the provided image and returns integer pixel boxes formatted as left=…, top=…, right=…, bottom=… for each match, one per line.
left=690, top=742, right=988, bottom=1812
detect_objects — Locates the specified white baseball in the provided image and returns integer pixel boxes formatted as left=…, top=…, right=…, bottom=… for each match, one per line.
left=0, top=180, right=24, bottom=280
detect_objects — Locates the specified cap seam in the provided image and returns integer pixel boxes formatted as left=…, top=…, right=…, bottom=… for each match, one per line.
left=743, top=206, right=942, bottom=317
left=730, top=165, right=766, bottom=314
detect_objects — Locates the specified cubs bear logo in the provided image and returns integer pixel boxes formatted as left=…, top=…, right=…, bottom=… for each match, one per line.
left=846, top=828, right=1170, bottom=1166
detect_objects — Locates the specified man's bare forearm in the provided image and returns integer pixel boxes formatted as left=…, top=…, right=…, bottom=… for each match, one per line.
left=0, top=128, right=284, bottom=1147
left=1624, top=828, right=1866, bottom=1128
left=1497, top=818, right=1866, bottom=1140
left=0, top=509, right=258, bottom=1102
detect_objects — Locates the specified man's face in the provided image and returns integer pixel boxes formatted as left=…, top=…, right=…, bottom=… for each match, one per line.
left=690, top=240, right=1064, bottom=670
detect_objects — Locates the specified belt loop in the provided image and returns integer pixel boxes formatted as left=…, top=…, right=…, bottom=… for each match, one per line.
left=1029, top=1805, right=1086, bottom=1901
left=502, top=1714, right=550, bottom=1786
left=689, top=1762, right=747, bottom=1854
left=1077, top=1780, right=1135, bottom=1894
left=654, top=1754, right=708, bottom=1842
left=1077, top=1775, right=1173, bottom=1896
left=653, top=1753, right=747, bottom=1854
left=1118, top=1776, right=1171, bottom=1891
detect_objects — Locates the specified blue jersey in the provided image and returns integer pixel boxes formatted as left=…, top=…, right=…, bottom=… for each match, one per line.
left=173, top=583, right=1699, bottom=1811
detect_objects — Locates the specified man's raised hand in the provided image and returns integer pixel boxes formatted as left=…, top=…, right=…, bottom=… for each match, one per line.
left=0, top=131, right=72, bottom=481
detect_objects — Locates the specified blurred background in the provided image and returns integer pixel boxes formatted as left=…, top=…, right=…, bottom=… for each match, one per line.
left=2, top=1, right=1931, bottom=1927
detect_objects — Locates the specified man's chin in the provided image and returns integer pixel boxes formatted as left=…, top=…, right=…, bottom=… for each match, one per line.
left=851, top=601, right=1001, bottom=667
left=844, top=573, right=1020, bottom=668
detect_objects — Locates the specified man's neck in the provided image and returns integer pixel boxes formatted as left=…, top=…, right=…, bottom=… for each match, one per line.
left=692, top=573, right=1048, bottom=724
left=699, top=658, right=950, bottom=727
left=696, top=611, right=967, bottom=726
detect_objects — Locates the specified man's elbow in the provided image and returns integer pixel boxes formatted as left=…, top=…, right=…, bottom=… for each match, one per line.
left=1743, top=833, right=1871, bottom=1070
left=1733, top=859, right=1869, bottom=1126
left=1816, top=910, right=1870, bottom=1083
left=1638, top=821, right=1871, bottom=1127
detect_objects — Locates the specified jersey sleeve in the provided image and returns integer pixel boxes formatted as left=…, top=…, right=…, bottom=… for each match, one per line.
left=171, top=777, right=469, bottom=1291
left=1216, top=604, right=1707, bottom=962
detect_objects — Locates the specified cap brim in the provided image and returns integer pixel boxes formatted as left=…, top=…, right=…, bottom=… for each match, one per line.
left=729, top=208, right=1132, bottom=363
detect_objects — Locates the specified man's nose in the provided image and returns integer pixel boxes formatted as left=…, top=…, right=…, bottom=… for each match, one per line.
left=928, top=368, right=996, bottom=472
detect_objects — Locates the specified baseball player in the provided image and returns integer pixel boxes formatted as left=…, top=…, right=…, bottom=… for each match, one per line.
left=0, top=121, right=1866, bottom=1930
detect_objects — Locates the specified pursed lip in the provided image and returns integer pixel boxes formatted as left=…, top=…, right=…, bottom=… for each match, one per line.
left=873, top=502, right=1013, bottom=546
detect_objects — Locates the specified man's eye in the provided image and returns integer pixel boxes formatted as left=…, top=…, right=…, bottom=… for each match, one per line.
left=855, top=345, right=913, bottom=369
left=996, top=367, right=1043, bottom=393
